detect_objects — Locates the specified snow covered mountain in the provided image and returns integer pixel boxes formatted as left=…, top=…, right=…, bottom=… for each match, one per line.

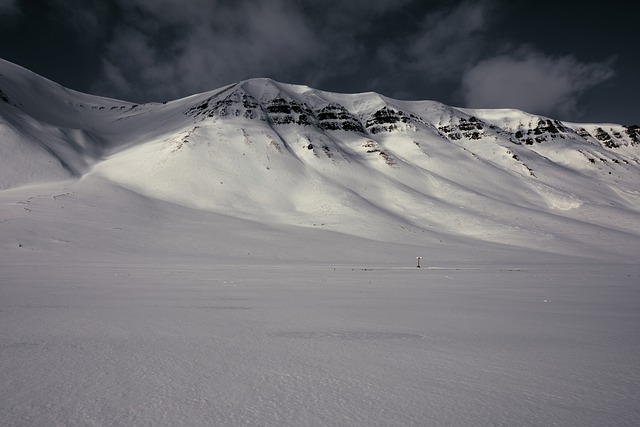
left=5, top=59, right=640, bottom=427
left=1, top=58, right=639, bottom=262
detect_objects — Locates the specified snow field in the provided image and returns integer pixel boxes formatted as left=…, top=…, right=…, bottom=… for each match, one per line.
left=1, top=262, right=638, bottom=426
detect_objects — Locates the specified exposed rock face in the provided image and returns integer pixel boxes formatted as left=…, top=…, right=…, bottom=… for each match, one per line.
left=181, top=80, right=639, bottom=155
left=362, top=139, right=396, bottom=165
left=575, top=128, right=592, bottom=139
left=186, top=91, right=367, bottom=132
left=593, top=127, right=620, bottom=148
left=571, top=126, right=639, bottom=149
left=438, top=116, right=486, bottom=141
left=365, top=107, right=423, bottom=134
left=186, top=90, right=265, bottom=120
left=316, top=103, right=365, bottom=133
left=265, top=98, right=315, bottom=125
left=0, top=88, right=9, bottom=103
left=623, top=125, right=640, bottom=145
left=513, top=119, right=571, bottom=145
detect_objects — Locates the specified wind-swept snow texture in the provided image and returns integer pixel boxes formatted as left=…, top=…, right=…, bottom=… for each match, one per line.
left=1, top=59, right=639, bottom=426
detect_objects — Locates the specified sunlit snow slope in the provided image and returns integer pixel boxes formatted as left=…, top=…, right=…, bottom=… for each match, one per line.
left=1, top=58, right=639, bottom=262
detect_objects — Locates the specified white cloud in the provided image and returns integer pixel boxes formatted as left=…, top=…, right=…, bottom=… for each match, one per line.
left=461, top=49, right=615, bottom=117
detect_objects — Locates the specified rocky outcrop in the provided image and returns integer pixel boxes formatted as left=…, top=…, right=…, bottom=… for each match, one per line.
left=265, top=98, right=314, bottom=125
left=624, top=125, right=640, bottom=145
left=186, top=90, right=265, bottom=120
left=183, top=84, right=639, bottom=153
left=513, top=119, right=571, bottom=145
left=186, top=91, right=368, bottom=133
left=0, top=88, right=9, bottom=103
left=438, top=116, right=486, bottom=141
left=316, top=103, right=365, bottom=132
left=365, top=107, right=422, bottom=134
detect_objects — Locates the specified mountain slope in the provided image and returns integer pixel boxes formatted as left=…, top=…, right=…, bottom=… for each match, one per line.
left=1, top=59, right=640, bottom=261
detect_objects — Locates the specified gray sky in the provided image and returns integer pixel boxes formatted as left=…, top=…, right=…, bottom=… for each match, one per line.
left=1, top=0, right=637, bottom=124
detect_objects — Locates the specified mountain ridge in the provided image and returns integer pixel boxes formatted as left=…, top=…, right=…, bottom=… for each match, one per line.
left=1, top=58, right=640, bottom=260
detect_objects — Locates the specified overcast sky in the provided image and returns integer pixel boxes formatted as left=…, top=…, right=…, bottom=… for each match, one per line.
left=1, top=0, right=637, bottom=124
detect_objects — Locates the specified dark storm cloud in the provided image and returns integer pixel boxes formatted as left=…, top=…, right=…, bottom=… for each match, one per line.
left=94, top=1, right=325, bottom=101
left=0, top=0, right=18, bottom=17
left=10, top=0, right=632, bottom=123
left=46, top=0, right=451, bottom=100
left=108, top=0, right=493, bottom=102
left=58, top=0, right=337, bottom=101
left=377, top=1, right=491, bottom=82
left=53, top=0, right=112, bottom=43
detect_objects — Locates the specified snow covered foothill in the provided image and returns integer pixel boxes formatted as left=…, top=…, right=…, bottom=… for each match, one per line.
left=1, top=58, right=639, bottom=426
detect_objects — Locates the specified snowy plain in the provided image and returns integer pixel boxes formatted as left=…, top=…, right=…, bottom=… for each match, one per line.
left=2, top=233, right=638, bottom=426
left=2, top=260, right=638, bottom=426
left=1, top=58, right=640, bottom=425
